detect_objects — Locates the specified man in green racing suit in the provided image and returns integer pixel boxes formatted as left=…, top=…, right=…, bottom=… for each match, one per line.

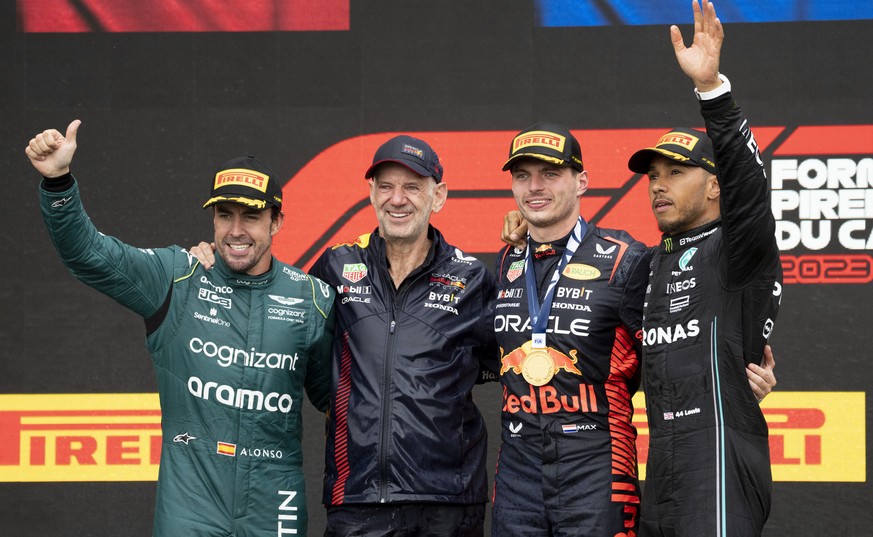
left=26, top=120, right=335, bottom=536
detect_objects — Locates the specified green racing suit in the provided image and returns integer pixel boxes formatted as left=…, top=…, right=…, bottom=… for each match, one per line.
left=40, top=175, right=335, bottom=536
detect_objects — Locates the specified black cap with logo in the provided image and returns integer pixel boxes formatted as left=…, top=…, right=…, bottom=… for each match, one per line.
left=502, top=122, right=584, bottom=172
left=203, top=155, right=283, bottom=211
left=627, top=127, right=717, bottom=175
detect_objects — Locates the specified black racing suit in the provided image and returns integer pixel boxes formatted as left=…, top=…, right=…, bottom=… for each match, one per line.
left=309, top=226, right=498, bottom=530
left=492, top=223, right=650, bottom=536
left=639, top=93, right=783, bottom=537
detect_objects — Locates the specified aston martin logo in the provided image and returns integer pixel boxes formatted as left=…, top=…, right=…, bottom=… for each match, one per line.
left=269, top=295, right=305, bottom=306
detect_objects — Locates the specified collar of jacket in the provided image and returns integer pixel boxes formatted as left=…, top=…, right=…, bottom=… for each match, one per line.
left=660, top=219, right=721, bottom=254
left=211, top=252, right=277, bottom=288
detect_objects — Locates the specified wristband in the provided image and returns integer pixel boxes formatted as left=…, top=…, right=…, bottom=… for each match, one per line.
left=694, top=73, right=731, bottom=101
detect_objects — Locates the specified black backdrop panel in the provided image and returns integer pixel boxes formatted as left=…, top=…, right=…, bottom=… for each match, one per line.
left=2, top=1, right=871, bottom=535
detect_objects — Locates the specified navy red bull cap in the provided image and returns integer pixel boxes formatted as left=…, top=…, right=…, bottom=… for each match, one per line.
left=365, top=135, right=444, bottom=182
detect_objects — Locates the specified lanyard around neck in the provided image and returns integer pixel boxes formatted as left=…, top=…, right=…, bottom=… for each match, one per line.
left=524, top=217, right=586, bottom=349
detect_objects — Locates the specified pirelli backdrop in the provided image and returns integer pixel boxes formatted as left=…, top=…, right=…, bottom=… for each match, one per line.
left=2, top=1, right=872, bottom=535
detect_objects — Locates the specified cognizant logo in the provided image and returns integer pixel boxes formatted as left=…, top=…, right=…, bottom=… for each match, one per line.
left=187, top=376, right=294, bottom=414
left=189, top=337, right=300, bottom=370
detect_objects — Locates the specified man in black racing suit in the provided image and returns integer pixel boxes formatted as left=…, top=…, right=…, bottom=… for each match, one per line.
left=628, top=2, right=783, bottom=535
left=492, top=122, right=651, bottom=536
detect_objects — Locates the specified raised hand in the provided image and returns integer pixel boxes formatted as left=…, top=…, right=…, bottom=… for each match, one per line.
left=671, top=0, right=724, bottom=92
left=25, top=120, right=82, bottom=178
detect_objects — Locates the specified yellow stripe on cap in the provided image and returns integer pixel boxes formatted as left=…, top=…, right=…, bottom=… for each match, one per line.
left=503, top=152, right=567, bottom=169
left=648, top=148, right=692, bottom=163
left=202, top=195, right=268, bottom=210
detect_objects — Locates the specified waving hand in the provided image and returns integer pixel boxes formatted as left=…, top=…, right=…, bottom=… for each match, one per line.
left=671, top=0, right=724, bottom=92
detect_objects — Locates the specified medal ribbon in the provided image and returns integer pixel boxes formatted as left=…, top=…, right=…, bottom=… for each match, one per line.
left=524, top=217, right=587, bottom=349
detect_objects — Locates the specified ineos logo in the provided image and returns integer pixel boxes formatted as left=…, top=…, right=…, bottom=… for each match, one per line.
left=666, top=278, right=696, bottom=294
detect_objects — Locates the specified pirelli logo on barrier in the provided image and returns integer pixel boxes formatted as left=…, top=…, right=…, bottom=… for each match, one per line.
left=0, top=394, right=161, bottom=482
left=632, top=392, right=866, bottom=482
left=0, top=392, right=865, bottom=482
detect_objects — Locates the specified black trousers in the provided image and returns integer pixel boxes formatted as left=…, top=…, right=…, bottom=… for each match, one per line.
left=324, top=503, right=486, bottom=537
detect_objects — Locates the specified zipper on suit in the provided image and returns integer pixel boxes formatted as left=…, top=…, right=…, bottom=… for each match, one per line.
left=378, top=296, right=399, bottom=502
left=376, top=268, right=430, bottom=503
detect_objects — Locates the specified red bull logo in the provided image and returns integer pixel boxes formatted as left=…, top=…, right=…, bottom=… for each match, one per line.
left=401, top=144, right=424, bottom=159
left=429, top=276, right=466, bottom=289
left=499, top=341, right=582, bottom=377
left=500, top=342, right=595, bottom=414
left=331, top=234, right=371, bottom=251
left=534, top=244, right=557, bottom=259
left=502, top=384, right=598, bottom=415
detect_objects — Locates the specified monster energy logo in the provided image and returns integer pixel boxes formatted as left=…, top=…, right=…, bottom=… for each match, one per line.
left=663, top=238, right=673, bottom=253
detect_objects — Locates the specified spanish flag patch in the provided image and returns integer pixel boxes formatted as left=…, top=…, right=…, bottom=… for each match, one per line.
left=217, top=442, right=237, bottom=457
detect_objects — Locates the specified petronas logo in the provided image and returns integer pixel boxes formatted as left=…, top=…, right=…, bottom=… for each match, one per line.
left=679, top=247, right=698, bottom=271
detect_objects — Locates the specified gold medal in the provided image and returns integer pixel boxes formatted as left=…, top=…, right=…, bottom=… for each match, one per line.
left=521, top=349, right=556, bottom=386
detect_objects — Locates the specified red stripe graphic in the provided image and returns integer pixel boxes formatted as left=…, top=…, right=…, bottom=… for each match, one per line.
left=610, top=481, right=640, bottom=512
left=607, top=325, right=639, bottom=477
left=330, top=332, right=353, bottom=504
left=773, top=125, right=873, bottom=155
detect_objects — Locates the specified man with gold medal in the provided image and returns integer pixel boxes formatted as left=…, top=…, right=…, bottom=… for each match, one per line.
left=491, top=122, right=651, bottom=536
